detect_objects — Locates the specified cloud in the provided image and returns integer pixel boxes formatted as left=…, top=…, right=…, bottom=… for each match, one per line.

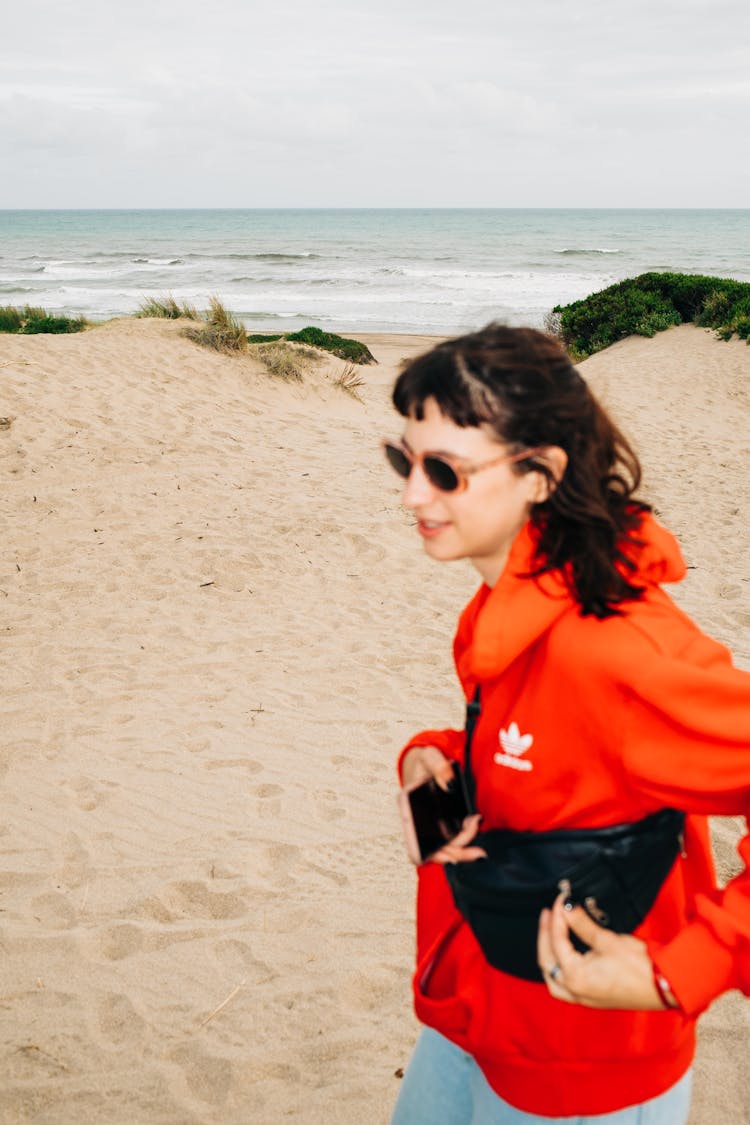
left=1, top=0, right=748, bottom=205
left=0, top=92, right=143, bottom=154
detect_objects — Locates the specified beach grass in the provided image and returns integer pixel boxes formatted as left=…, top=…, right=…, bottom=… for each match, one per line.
left=333, top=363, right=366, bottom=398
left=253, top=340, right=321, bottom=381
left=137, top=295, right=199, bottom=320
left=168, top=297, right=374, bottom=368
left=182, top=297, right=248, bottom=353
left=0, top=305, right=88, bottom=334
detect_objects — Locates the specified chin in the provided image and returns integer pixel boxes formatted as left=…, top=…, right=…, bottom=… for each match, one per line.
left=422, top=540, right=464, bottom=563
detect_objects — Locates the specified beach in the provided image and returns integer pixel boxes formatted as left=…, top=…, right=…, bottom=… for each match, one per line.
left=1, top=319, right=749, bottom=1123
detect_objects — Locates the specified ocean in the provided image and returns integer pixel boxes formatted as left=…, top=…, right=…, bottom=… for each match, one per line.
left=1, top=209, right=749, bottom=335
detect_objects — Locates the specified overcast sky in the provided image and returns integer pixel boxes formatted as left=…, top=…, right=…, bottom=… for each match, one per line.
left=2, top=0, right=748, bottom=208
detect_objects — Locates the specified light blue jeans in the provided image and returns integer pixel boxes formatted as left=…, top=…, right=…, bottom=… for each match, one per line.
left=391, top=1027, right=692, bottom=1124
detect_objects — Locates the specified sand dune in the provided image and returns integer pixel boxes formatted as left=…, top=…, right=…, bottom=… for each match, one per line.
left=0, top=320, right=748, bottom=1122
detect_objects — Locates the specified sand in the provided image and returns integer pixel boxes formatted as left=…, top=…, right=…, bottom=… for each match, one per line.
left=0, top=320, right=748, bottom=1123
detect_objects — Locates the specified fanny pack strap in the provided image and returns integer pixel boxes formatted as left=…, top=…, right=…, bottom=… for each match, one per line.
left=463, top=685, right=481, bottom=810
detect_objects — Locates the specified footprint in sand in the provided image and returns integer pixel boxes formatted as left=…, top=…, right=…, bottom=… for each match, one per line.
left=204, top=758, right=263, bottom=774
left=135, top=880, right=249, bottom=924
left=30, top=892, right=77, bottom=930
left=58, top=832, right=93, bottom=890
left=211, top=938, right=274, bottom=983
left=340, top=963, right=411, bottom=1013
left=67, top=774, right=116, bottom=812
left=93, top=922, right=145, bottom=961
left=252, top=783, right=283, bottom=798
left=264, top=841, right=301, bottom=876
left=96, top=992, right=148, bottom=1047
left=251, top=783, right=283, bottom=817
left=314, top=788, right=346, bottom=822
left=167, top=1044, right=233, bottom=1107
left=185, top=738, right=211, bottom=754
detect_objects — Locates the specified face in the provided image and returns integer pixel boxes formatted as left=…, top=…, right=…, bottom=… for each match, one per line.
left=399, top=397, right=548, bottom=587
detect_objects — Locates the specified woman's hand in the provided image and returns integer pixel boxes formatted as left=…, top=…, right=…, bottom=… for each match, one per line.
left=430, top=813, right=486, bottom=865
left=536, top=894, right=674, bottom=1011
left=401, top=746, right=487, bottom=865
left=401, top=744, right=456, bottom=790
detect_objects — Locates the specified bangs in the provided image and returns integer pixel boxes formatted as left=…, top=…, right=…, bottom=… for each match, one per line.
left=392, top=345, right=503, bottom=429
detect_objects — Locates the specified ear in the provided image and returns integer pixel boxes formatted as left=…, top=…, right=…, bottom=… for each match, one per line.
left=527, top=446, right=568, bottom=504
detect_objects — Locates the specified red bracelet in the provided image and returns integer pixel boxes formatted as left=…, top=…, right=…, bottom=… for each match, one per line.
left=652, top=965, right=680, bottom=1010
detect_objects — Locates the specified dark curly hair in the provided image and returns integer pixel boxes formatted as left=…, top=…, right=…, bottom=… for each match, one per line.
left=392, top=323, right=651, bottom=618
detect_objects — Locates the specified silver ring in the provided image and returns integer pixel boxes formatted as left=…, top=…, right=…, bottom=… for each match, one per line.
left=548, top=963, right=562, bottom=981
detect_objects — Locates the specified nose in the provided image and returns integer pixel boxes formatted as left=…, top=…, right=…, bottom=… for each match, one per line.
left=401, top=460, right=436, bottom=509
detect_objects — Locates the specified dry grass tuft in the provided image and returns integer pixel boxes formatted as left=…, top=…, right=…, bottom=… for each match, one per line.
left=253, top=340, right=320, bottom=381
left=182, top=297, right=247, bottom=353
left=137, top=295, right=199, bottom=320
left=333, top=363, right=365, bottom=399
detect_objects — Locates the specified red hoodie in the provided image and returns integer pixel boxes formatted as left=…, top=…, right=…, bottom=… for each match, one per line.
left=398, top=515, right=750, bottom=1116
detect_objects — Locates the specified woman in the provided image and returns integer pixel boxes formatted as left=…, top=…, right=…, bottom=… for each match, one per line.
left=385, top=325, right=750, bottom=1123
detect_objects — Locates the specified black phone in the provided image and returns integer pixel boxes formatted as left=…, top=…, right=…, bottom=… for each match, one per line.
left=398, top=762, right=474, bottom=864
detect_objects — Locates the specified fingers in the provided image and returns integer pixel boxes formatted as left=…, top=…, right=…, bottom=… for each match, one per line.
left=537, top=905, right=571, bottom=996
left=536, top=905, right=554, bottom=973
left=400, top=746, right=454, bottom=789
left=432, top=755, right=461, bottom=791
left=537, top=894, right=616, bottom=1002
left=434, top=844, right=488, bottom=865
left=551, top=895, right=615, bottom=955
left=431, top=814, right=486, bottom=865
left=456, top=813, right=483, bottom=843
left=537, top=906, right=576, bottom=1001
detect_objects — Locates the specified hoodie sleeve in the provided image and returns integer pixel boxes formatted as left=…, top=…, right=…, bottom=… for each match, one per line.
left=397, top=726, right=466, bottom=784
left=621, top=652, right=750, bottom=1015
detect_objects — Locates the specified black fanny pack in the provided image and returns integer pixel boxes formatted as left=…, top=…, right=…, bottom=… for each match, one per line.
left=444, top=689, right=686, bottom=982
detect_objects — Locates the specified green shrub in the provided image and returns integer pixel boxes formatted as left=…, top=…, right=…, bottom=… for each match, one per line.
left=696, top=289, right=732, bottom=326
left=552, top=273, right=750, bottom=356
left=247, top=327, right=375, bottom=364
left=0, top=305, right=88, bottom=334
left=721, top=294, right=750, bottom=341
left=284, top=326, right=376, bottom=365
left=22, top=314, right=88, bottom=334
left=632, top=309, right=682, bottom=338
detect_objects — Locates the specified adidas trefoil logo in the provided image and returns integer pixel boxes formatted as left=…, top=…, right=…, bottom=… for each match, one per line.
left=494, top=721, right=534, bottom=772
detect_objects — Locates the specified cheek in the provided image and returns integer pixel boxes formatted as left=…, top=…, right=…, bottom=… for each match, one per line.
left=472, top=482, right=534, bottom=535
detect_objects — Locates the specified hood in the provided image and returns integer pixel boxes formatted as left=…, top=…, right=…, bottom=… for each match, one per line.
left=456, top=513, right=687, bottom=683
left=618, top=513, right=687, bottom=588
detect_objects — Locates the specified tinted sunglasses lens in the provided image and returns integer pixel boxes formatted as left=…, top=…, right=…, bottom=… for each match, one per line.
left=423, top=456, right=460, bottom=492
left=384, top=443, right=412, bottom=479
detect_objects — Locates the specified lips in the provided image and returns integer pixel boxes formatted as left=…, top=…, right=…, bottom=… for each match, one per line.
left=417, top=519, right=450, bottom=539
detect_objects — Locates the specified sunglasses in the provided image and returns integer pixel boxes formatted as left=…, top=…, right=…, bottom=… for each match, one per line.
left=382, top=440, right=543, bottom=494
